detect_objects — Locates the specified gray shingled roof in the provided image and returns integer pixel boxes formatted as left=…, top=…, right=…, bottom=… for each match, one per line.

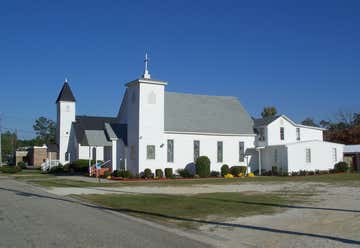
left=56, top=82, right=76, bottom=102
left=104, top=123, right=128, bottom=145
left=164, top=92, right=254, bottom=134
left=74, top=115, right=117, bottom=145
left=84, top=130, right=112, bottom=146
left=253, top=115, right=280, bottom=127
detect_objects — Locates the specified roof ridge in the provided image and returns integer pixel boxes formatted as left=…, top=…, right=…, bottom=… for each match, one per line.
left=165, top=91, right=237, bottom=99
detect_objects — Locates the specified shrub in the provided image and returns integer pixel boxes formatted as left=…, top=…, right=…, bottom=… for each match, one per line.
left=164, top=168, right=173, bottom=178
left=271, top=166, right=278, bottom=176
left=299, top=170, right=307, bottom=176
left=103, top=171, right=111, bottom=178
left=221, top=164, right=229, bottom=176
left=70, top=160, right=101, bottom=172
left=17, top=161, right=27, bottom=169
left=155, top=169, right=164, bottom=178
left=224, top=173, right=234, bottom=179
left=49, top=165, right=64, bottom=174
left=238, top=172, right=245, bottom=177
left=229, top=166, right=240, bottom=176
left=63, top=164, right=70, bottom=173
left=210, top=171, right=220, bottom=177
left=176, top=168, right=193, bottom=178
left=0, top=165, right=22, bottom=174
left=195, top=156, right=211, bottom=178
left=112, top=170, right=132, bottom=178
left=334, top=162, right=349, bottom=173
left=143, top=168, right=153, bottom=178
left=247, top=172, right=255, bottom=177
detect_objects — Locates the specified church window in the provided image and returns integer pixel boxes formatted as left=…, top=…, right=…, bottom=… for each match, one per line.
left=217, top=141, right=223, bottom=163
left=239, top=142, right=245, bottom=162
left=147, top=145, right=155, bottom=160
left=193, top=140, right=200, bottom=162
left=167, top=140, right=174, bottom=163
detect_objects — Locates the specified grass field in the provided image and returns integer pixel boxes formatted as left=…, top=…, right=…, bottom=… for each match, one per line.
left=28, top=173, right=360, bottom=188
left=75, top=192, right=305, bottom=229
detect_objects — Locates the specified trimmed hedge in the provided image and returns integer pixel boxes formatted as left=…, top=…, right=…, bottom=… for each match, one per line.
left=334, top=161, right=349, bottom=172
left=155, top=169, right=164, bottom=178
left=221, top=164, right=229, bottom=176
left=0, top=165, right=22, bottom=174
left=17, top=161, right=27, bottom=169
left=210, top=171, right=220, bottom=177
left=195, top=156, right=211, bottom=178
left=70, top=160, right=95, bottom=172
left=176, top=168, right=193, bottom=178
left=144, top=168, right=153, bottom=178
left=164, top=168, right=173, bottom=178
left=230, top=166, right=247, bottom=176
left=112, top=170, right=132, bottom=178
left=49, top=165, right=64, bottom=174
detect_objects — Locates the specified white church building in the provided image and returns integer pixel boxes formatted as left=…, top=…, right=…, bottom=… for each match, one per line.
left=55, top=56, right=344, bottom=175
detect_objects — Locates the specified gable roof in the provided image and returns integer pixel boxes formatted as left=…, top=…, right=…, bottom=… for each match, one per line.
left=73, top=115, right=117, bottom=145
left=253, top=115, right=280, bottom=127
left=104, top=123, right=128, bottom=145
left=164, top=92, right=254, bottom=134
left=56, top=82, right=76, bottom=103
left=254, top=115, right=326, bottom=131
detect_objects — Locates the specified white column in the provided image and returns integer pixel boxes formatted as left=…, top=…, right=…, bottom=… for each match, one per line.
left=112, top=140, right=117, bottom=171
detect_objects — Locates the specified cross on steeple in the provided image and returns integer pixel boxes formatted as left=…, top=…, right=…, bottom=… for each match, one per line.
left=143, top=53, right=151, bottom=79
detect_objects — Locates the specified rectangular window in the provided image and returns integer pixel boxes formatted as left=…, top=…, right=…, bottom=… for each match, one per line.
left=167, top=140, right=174, bottom=163
left=239, top=141, right=245, bottom=162
left=217, top=141, right=223, bottom=163
left=259, top=128, right=265, bottom=141
left=146, top=145, right=155, bottom=160
left=306, top=148, right=311, bottom=163
left=296, top=128, right=300, bottom=141
left=130, top=145, right=136, bottom=160
left=332, top=148, right=337, bottom=163
left=194, top=140, right=200, bottom=162
left=280, top=127, right=285, bottom=140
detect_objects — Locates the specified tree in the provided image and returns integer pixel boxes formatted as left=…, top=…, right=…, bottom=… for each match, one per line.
left=261, top=107, right=277, bottom=118
left=33, top=117, right=56, bottom=144
left=301, top=118, right=319, bottom=127
left=1, top=131, right=17, bottom=163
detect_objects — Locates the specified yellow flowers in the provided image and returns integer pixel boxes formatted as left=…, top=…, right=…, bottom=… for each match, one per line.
left=224, top=173, right=234, bottom=179
left=247, top=172, right=255, bottom=177
left=237, top=173, right=244, bottom=177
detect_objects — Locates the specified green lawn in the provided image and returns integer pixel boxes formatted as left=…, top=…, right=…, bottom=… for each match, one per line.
left=75, top=192, right=304, bottom=229
left=29, top=173, right=360, bottom=188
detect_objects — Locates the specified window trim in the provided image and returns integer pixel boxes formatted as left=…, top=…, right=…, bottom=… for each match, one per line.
left=280, top=127, right=285, bottom=140
left=146, top=145, right=156, bottom=160
left=217, top=141, right=223, bottom=163
left=194, top=140, right=200, bottom=162
left=296, top=127, right=300, bottom=141
left=306, top=148, right=311, bottom=163
left=239, top=141, right=245, bottom=162
left=167, top=139, right=174, bottom=163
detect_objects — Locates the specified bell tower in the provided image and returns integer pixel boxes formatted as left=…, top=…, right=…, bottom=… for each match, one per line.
left=56, top=79, right=76, bottom=164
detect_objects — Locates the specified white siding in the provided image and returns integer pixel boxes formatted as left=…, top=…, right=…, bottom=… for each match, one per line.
left=78, top=144, right=104, bottom=161
left=266, top=116, right=323, bottom=146
left=286, top=141, right=344, bottom=172
left=164, top=132, right=256, bottom=173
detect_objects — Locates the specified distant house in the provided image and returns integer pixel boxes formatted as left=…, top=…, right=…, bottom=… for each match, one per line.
left=252, top=115, right=344, bottom=173
left=54, top=55, right=344, bottom=175
left=344, top=145, right=360, bottom=172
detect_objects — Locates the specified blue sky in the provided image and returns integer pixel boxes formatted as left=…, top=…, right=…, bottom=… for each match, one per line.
left=0, top=0, right=359, bottom=139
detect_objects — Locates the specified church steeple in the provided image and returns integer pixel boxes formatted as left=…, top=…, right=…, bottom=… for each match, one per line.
left=142, top=53, right=151, bottom=79
left=56, top=79, right=76, bottom=103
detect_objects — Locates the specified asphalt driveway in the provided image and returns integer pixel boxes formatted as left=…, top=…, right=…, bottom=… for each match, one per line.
left=0, top=177, right=210, bottom=248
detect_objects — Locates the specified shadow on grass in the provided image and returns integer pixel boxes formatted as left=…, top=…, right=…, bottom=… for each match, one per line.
left=196, top=197, right=360, bottom=214
left=0, top=186, right=360, bottom=246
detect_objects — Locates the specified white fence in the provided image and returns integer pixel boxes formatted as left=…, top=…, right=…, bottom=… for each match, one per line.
left=41, top=159, right=61, bottom=172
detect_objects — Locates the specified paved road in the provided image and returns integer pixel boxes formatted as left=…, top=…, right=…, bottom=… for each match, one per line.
left=0, top=177, right=210, bottom=248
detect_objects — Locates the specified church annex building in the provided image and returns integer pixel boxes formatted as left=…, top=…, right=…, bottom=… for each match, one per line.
left=55, top=57, right=344, bottom=175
